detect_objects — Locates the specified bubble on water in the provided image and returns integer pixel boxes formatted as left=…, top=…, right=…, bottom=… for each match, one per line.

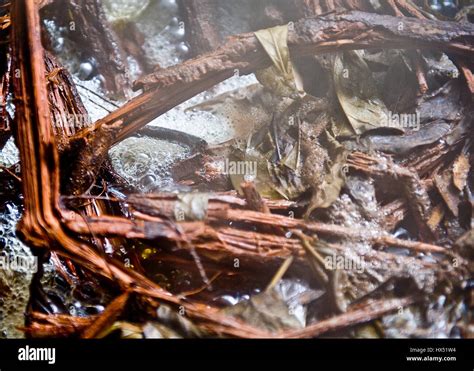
left=160, top=0, right=178, bottom=13
left=78, top=61, right=94, bottom=80
left=176, top=42, right=189, bottom=56
left=139, top=174, right=156, bottom=190
left=147, top=74, right=260, bottom=147
left=131, top=0, right=181, bottom=69
left=119, top=150, right=151, bottom=178
left=170, top=25, right=186, bottom=40
left=53, top=36, right=65, bottom=52
left=169, top=17, right=179, bottom=27
left=109, top=137, right=190, bottom=191
left=0, top=138, right=19, bottom=168
left=126, top=55, right=142, bottom=82
left=67, top=4, right=261, bottom=192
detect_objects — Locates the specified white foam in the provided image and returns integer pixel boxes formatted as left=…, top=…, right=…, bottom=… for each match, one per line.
left=0, top=203, right=35, bottom=338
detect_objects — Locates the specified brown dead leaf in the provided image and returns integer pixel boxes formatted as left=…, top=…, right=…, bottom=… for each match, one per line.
left=254, top=25, right=304, bottom=97
left=453, top=153, right=470, bottom=192
left=306, top=151, right=347, bottom=217
left=428, top=203, right=446, bottom=231
left=334, top=51, right=395, bottom=136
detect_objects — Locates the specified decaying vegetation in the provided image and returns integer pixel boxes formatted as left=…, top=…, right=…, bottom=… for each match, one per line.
left=0, top=0, right=473, bottom=338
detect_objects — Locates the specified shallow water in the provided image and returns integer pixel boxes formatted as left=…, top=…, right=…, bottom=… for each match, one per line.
left=108, top=73, right=261, bottom=190
left=109, top=136, right=191, bottom=192
left=0, top=203, right=34, bottom=338
left=1, top=0, right=468, bottom=339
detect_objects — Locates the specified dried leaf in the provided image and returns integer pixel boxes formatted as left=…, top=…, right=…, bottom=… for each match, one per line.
left=334, top=51, right=394, bottom=136
left=255, top=25, right=292, bottom=81
left=229, top=139, right=305, bottom=201
left=428, top=203, right=446, bottom=231
left=229, top=147, right=274, bottom=198
left=382, top=51, right=418, bottom=112
left=306, top=131, right=346, bottom=217
left=453, top=153, right=470, bottom=191
left=435, top=170, right=460, bottom=217
left=223, top=288, right=304, bottom=333
left=306, top=146, right=347, bottom=216
left=343, top=122, right=450, bottom=155
left=97, top=321, right=143, bottom=339
left=254, top=25, right=303, bottom=97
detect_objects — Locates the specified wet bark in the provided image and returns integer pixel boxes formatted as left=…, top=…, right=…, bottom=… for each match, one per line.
left=41, top=0, right=130, bottom=98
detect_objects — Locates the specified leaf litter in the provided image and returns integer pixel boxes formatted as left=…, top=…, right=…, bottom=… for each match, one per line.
left=1, top=0, right=473, bottom=339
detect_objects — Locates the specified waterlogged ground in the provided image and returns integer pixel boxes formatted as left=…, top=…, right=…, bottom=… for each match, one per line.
left=0, top=0, right=264, bottom=336
left=0, top=0, right=470, bottom=339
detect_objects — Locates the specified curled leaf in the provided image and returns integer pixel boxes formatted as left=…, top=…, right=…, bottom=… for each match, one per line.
left=307, top=156, right=346, bottom=213
left=228, top=147, right=299, bottom=200
left=334, top=51, right=395, bottom=136
left=255, top=25, right=304, bottom=97
left=453, top=153, right=470, bottom=192
left=306, top=135, right=347, bottom=217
